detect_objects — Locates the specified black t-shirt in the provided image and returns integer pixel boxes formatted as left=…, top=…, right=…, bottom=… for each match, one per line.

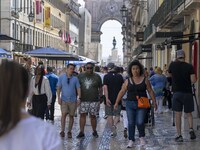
left=168, top=61, right=194, bottom=93
left=78, top=72, right=102, bottom=102
left=103, top=71, right=124, bottom=105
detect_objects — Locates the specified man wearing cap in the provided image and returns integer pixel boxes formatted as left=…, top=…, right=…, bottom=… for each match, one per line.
left=103, top=63, right=124, bottom=137
left=168, top=49, right=197, bottom=142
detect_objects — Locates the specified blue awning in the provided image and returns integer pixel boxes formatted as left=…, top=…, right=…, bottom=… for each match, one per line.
left=0, top=48, right=12, bottom=58
left=67, top=55, right=98, bottom=65
left=0, top=48, right=11, bottom=55
left=24, top=47, right=80, bottom=61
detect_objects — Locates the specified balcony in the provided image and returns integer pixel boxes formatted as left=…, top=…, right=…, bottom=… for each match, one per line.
left=14, top=43, right=33, bottom=52
left=144, top=0, right=185, bottom=41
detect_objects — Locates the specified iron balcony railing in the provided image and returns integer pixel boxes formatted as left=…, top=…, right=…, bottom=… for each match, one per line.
left=15, top=43, right=33, bottom=52
left=144, top=0, right=185, bottom=41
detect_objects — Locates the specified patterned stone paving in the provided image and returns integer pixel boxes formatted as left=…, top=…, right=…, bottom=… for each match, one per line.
left=51, top=104, right=200, bottom=150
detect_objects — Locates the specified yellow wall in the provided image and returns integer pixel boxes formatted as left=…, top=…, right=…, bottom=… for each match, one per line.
left=159, top=0, right=164, bottom=6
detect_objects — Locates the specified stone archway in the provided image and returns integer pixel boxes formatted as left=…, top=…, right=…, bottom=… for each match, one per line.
left=85, top=0, right=123, bottom=42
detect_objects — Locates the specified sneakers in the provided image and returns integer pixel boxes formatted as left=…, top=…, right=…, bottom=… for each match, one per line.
left=127, top=140, right=134, bottom=148
left=92, top=130, right=99, bottom=138
left=60, top=131, right=65, bottom=137
left=103, top=115, right=108, bottom=119
left=164, top=108, right=169, bottom=112
left=76, top=132, right=85, bottom=138
left=139, top=137, right=146, bottom=146
left=111, top=125, right=117, bottom=137
left=67, top=131, right=72, bottom=138
left=175, top=135, right=183, bottom=142
left=124, top=128, right=128, bottom=138
left=189, top=129, right=196, bottom=140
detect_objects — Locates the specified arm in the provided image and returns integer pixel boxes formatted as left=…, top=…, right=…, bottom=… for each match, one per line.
left=27, top=77, right=34, bottom=106
left=57, top=87, right=62, bottom=105
left=44, top=78, right=52, bottom=106
left=146, top=79, right=157, bottom=111
left=115, top=80, right=128, bottom=106
left=103, top=85, right=111, bottom=106
left=191, top=74, right=197, bottom=84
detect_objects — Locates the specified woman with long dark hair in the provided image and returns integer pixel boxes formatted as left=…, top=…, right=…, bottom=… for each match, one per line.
left=0, top=60, right=62, bottom=150
left=114, top=60, right=157, bottom=148
left=27, top=65, right=52, bottom=119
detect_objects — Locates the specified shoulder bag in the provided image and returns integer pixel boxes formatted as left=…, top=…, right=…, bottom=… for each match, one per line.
left=129, top=78, right=150, bottom=108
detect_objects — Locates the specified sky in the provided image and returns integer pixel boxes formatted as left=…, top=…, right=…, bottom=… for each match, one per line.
left=78, top=0, right=123, bottom=60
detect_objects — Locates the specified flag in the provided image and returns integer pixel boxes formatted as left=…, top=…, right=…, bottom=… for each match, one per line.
left=65, top=32, right=71, bottom=44
left=62, top=30, right=66, bottom=41
left=35, top=0, right=43, bottom=23
left=44, top=7, right=51, bottom=27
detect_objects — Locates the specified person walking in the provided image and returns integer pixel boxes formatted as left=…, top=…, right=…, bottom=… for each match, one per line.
left=0, top=60, right=62, bottom=150
left=27, top=65, right=52, bottom=120
left=114, top=60, right=157, bottom=148
left=23, top=56, right=35, bottom=114
left=57, top=64, right=81, bottom=138
left=104, top=64, right=124, bottom=137
left=45, top=66, right=58, bottom=121
left=149, top=67, right=167, bottom=114
left=77, top=62, right=103, bottom=138
left=168, top=49, right=197, bottom=142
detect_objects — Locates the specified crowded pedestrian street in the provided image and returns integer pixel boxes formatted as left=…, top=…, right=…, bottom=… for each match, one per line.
left=52, top=103, right=200, bottom=150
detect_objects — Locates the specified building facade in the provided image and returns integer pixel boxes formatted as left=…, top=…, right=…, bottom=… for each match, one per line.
left=79, top=7, right=92, bottom=56
left=0, top=0, right=67, bottom=53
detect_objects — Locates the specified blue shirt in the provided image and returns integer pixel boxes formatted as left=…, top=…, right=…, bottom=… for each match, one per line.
left=45, top=72, right=58, bottom=95
left=57, top=73, right=80, bottom=102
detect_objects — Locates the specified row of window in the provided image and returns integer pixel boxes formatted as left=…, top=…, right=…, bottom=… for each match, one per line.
left=12, top=0, right=33, bottom=15
left=12, top=23, right=65, bottom=49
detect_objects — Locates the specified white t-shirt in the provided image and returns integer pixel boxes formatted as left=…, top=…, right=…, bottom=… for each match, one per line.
left=0, top=116, right=62, bottom=150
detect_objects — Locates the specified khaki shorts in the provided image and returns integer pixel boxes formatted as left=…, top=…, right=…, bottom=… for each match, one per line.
left=61, top=101, right=77, bottom=116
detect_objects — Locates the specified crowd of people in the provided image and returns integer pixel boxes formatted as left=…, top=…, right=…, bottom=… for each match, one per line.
left=0, top=49, right=197, bottom=149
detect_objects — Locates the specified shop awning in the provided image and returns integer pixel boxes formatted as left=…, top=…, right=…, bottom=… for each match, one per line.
left=0, top=34, right=19, bottom=41
left=68, top=55, right=98, bottom=65
left=133, top=44, right=152, bottom=56
left=24, top=47, right=80, bottom=61
left=144, top=32, right=183, bottom=44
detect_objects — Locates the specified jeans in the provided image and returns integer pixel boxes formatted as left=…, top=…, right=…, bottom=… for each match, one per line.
left=126, top=100, right=147, bottom=141
left=45, top=95, right=56, bottom=120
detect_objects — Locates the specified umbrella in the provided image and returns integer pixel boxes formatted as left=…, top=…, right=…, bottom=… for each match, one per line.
left=0, top=34, right=19, bottom=41
left=24, top=47, right=80, bottom=61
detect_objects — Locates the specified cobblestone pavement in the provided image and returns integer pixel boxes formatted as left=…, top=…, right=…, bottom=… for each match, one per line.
left=51, top=104, right=200, bottom=150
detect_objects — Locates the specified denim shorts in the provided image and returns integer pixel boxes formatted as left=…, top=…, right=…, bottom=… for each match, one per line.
left=172, top=92, right=194, bottom=113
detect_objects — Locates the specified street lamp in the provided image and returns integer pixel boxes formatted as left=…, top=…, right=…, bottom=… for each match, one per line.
left=74, top=37, right=78, bottom=45
left=58, top=30, right=63, bottom=37
left=28, top=11, right=35, bottom=22
left=120, top=4, right=128, bottom=18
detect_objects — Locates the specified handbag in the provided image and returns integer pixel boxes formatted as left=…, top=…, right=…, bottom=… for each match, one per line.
left=136, top=96, right=150, bottom=108
left=129, top=78, right=150, bottom=108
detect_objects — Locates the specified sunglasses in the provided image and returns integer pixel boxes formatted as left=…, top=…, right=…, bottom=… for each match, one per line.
left=67, top=78, right=70, bottom=84
left=86, top=67, right=93, bottom=70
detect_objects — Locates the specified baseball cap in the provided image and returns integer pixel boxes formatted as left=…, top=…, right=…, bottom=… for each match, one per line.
left=176, top=50, right=185, bottom=58
left=107, top=63, right=115, bottom=70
